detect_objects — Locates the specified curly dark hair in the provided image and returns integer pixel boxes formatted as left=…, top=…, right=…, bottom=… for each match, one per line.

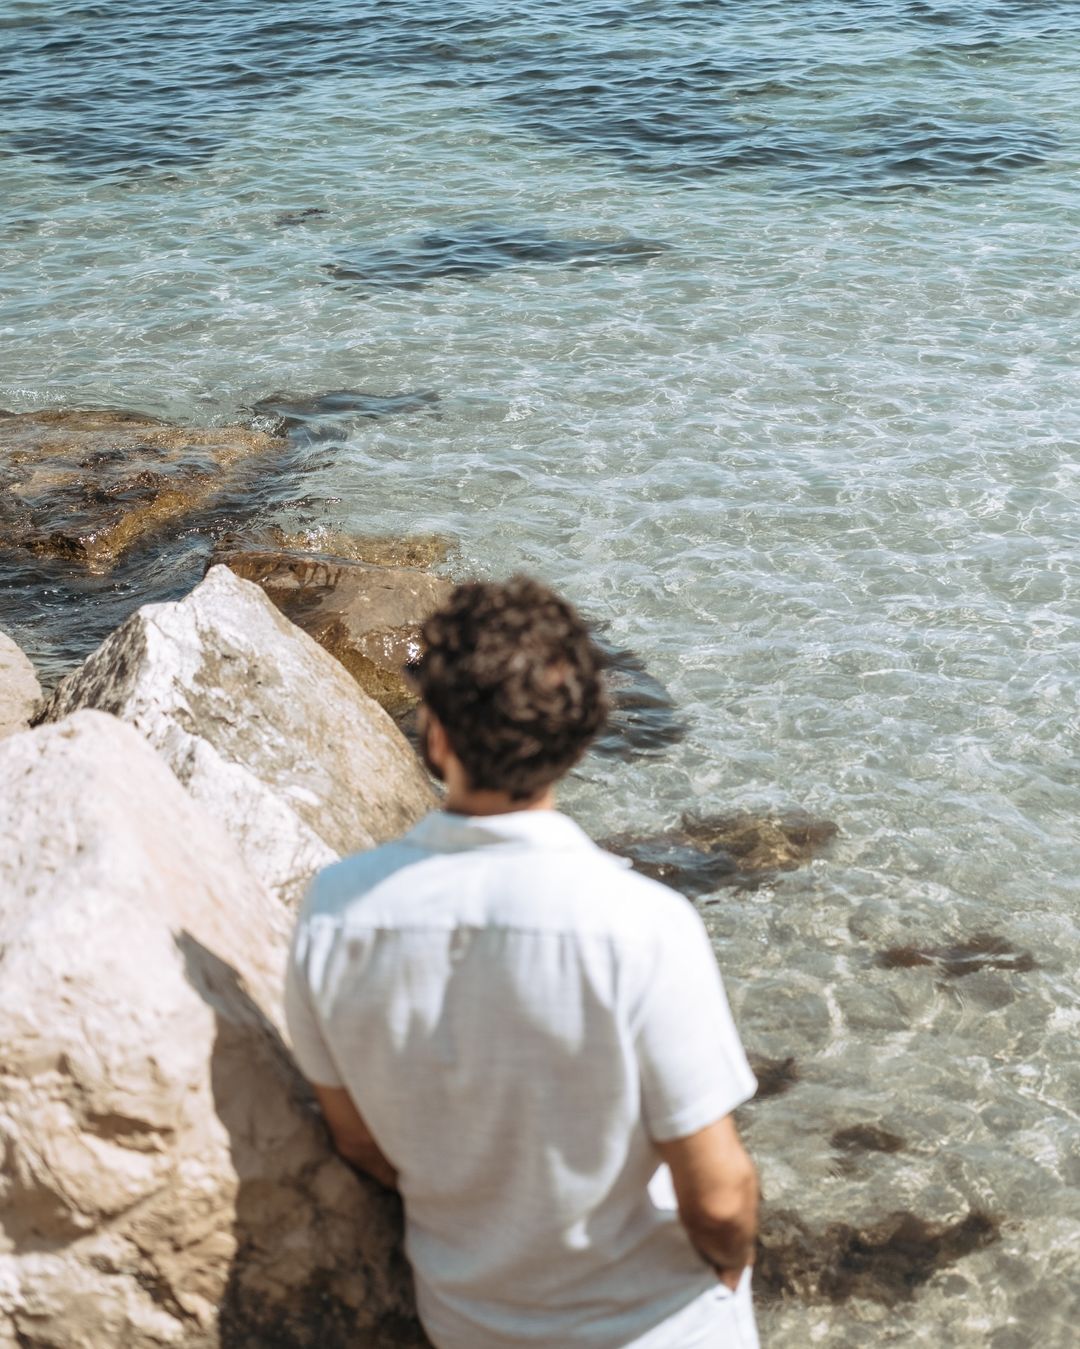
left=412, top=576, right=608, bottom=800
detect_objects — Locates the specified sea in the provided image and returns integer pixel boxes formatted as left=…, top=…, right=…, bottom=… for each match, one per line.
left=2, top=1, right=1078, bottom=1344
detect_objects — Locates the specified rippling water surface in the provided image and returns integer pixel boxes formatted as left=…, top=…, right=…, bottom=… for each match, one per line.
left=3, top=2, right=1079, bottom=1343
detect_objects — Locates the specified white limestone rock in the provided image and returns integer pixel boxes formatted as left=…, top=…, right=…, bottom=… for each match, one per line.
left=0, top=711, right=424, bottom=1349
left=38, top=565, right=436, bottom=906
left=0, top=630, right=40, bottom=738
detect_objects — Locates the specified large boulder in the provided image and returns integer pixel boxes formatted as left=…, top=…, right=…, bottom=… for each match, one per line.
left=0, top=409, right=285, bottom=573
left=217, top=549, right=451, bottom=717
left=0, top=630, right=40, bottom=738
left=38, top=566, right=436, bottom=906
left=0, top=711, right=425, bottom=1349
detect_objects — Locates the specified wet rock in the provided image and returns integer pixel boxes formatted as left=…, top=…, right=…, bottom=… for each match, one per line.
left=602, top=811, right=837, bottom=896
left=830, top=1124, right=905, bottom=1155
left=0, top=629, right=41, bottom=738
left=261, top=525, right=454, bottom=571
left=248, top=388, right=439, bottom=441
left=756, top=1207, right=1000, bottom=1305
left=325, top=226, right=667, bottom=289
left=876, top=934, right=1037, bottom=978
left=746, top=1055, right=800, bottom=1101
left=216, top=548, right=451, bottom=718
left=38, top=566, right=435, bottom=906
left=0, top=408, right=285, bottom=573
left=591, top=636, right=687, bottom=758
left=0, top=710, right=423, bottom=1349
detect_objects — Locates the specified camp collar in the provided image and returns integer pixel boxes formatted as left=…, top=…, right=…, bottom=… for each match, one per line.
left=404, top=808, right=620, bottom=858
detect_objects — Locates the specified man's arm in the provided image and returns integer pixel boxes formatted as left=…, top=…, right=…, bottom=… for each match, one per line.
left=313, top=1084, right=398, bottom=1191
left=655, top=1114, right=759, bottom=1290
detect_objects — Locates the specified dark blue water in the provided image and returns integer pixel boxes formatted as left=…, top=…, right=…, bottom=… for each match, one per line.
left=1, top=1, right=1070, bottom=185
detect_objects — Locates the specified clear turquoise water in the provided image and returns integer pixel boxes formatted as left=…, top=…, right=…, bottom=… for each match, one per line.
left=2, top=2, right=1079, bottom=1342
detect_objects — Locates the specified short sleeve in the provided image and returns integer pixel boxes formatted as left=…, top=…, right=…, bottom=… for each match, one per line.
left=285, top=904, right=344, bottom=1089
left=633, top=903, right=757, bottom=1142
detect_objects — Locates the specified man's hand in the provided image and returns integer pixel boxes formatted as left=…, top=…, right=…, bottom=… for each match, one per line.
left=655, top=1114, right=758, bottom=1289
left=313, top=1084, right=398, bottom=1190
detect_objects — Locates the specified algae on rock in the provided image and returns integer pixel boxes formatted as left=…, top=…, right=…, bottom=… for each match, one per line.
left=0, top=409, right=285, bottom=573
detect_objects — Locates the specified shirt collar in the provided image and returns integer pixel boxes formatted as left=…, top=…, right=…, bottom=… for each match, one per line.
left=404, top=809, right=624, bottom=860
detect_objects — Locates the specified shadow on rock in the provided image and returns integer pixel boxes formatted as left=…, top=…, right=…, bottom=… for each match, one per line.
left=756, top=1207, right=1000, bottom=1305
left=177, top=933, right=430, bottom=1349
left=325, top=226, right=667, bottom=290
left=602, top=812, right=837, bottom=896
left=876, top=933, right=1037, bottom=978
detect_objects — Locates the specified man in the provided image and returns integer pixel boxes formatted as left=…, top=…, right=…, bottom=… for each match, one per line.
left=286, top=577, right=761, bottom=1348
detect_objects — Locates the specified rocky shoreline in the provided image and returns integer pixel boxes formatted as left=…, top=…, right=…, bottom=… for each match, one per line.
left=1, top=407, right=1000, bottom=1346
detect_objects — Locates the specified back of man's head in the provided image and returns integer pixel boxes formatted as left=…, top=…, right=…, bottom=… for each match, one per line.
left=413, top=576, right=607, bottom=801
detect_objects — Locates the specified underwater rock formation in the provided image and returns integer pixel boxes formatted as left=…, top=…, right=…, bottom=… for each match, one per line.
left=603, top=811, right=838, bottom=896
left=756, top=1206, right=1000, bottom=1305
left=876, top=934, right=1037, bottom=978
left=325, top=226, right=667, bottom=289
left=0, top=409, right=285, bottom=573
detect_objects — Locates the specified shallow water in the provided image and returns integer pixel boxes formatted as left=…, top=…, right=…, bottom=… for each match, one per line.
left=3, top=1, right=1079, bottom=1342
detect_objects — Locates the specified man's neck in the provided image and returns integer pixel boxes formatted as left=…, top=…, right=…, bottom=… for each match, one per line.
left=442, top=786, right=556, bottom=818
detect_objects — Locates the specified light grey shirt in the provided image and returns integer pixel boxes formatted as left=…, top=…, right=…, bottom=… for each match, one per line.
left=286, top=810, right=758, bottom=1349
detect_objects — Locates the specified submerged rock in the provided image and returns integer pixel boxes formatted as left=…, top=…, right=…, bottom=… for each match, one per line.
left=830, top=1124, right=906, bottom=1156
left=248, top=388, right=439, bottom=440
left=0, top=629, right=41, bottom=738
left=602, top=811, right=837, bottom=896
left=682, top=812, right=838, bottom=871
left=273, top=207, right=330, bottom=227
left=325, top=226, right=667, bottom=289
left=38, top=566, right=435, bottom=906
left=0, top=710, right=423, bottom=1349
left=876, top=934, right=1037, bottom=978
left=217, top=548, right=451, bottom=718
left=746, top=1055, right=800, bottom=1101
left=0, top=409, right=285, bottom=573
left=591, top=636, right=687, bottom=759
left=756, top=1207, right=1000, bottom=1305
left=234, top=524, right=455, bottom=571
